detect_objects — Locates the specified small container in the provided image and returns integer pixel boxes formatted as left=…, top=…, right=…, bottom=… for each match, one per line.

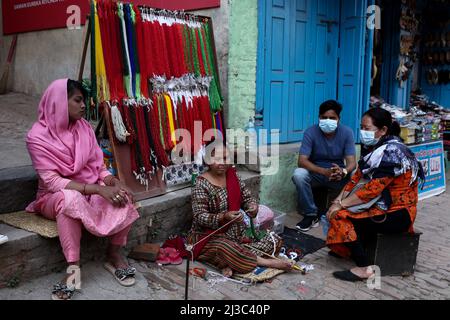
left=191, top=173, right=198, bottom=186
left=272, top=211, right=286, bottom=235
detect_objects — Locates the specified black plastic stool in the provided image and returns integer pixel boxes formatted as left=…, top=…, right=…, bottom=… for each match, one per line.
left=365, top=231, right=422, bottom=276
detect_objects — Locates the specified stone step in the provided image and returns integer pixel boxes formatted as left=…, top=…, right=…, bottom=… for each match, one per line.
left=0, top=166, right=37, bottom=214
left=0, top=170, right=260, bottom=288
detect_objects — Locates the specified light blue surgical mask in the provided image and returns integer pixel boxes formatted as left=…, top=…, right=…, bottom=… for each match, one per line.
left=319, top=119, right=338, bottom=134
left=360, top=130, right=380, bottom=146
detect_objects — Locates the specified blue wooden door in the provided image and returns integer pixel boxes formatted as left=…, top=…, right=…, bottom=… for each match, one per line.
left=289, top=0, right=340, bottom=142
left=337, top=0, right=368, bottom=132
left=260, top=0, right=291, bottom=143
left=258, top=0, right=341, bottom=143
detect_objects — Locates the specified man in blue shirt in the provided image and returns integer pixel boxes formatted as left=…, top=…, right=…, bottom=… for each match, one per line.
left=292, top=100, right=357, bottom=232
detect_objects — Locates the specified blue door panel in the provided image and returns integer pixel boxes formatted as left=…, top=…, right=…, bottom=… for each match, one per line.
left=288, top=0, right=310, bottom=142
left=288, top=0, right=340, bottom=142
left=292, top=82, right=306, bottom=132
left=258, top=0, right=367, bottom=143
left=313, top=82, right=326, bottom=117
left=269, top=82, right=284, bottom=133
left=293, top=22, right=307, bottom=72
left=338, top=0, right=367, bottom=133
left=296, top=0, right=307, bottom=11
left=271, top=18, right=285, bottom=71
left=264, top=0, right=291, bottom=143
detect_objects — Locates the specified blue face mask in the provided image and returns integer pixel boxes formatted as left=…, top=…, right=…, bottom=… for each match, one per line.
left=319, top=119, right=338, bottom=134
left=360, top=130, right=379, bottom=146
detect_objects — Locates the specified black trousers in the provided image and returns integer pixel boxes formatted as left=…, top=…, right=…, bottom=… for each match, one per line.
left=346, top=209, right=411, bottom=267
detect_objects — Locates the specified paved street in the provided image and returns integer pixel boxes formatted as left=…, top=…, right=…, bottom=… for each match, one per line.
left=1, top=181, right=449, bottom=300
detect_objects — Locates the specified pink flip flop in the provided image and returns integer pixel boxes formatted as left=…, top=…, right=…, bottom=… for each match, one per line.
left=156, top=248, right=171, bottom=265
left=165, top=247, right=183, bottom=265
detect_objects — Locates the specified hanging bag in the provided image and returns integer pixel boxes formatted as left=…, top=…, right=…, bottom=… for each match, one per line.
left=344, top=178, right=382, bottom=214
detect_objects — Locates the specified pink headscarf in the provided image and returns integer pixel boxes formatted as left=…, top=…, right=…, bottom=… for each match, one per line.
left=26, top=79, right=104, bottom=184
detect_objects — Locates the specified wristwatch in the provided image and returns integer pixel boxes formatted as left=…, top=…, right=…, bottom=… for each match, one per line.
left=342, top=168, right=348, bottom=178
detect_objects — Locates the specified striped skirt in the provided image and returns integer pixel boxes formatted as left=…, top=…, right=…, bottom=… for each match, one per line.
left=197, top=233, right=282, bottom=274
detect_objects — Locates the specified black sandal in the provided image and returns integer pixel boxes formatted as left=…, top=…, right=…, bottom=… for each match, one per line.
left=51, top=283, right=75, bottom=300
left=104, top=263, right=136, bottom=287
left=332, top=270, right=366, bottom=282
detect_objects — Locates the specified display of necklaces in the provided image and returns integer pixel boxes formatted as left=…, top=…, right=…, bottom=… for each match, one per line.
left=90, top=0, right=224, bottom=199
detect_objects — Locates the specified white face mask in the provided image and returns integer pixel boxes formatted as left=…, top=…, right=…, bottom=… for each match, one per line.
left=319, top=119, right=338, bottom=134
left=360, top=130, right=379, bottom=146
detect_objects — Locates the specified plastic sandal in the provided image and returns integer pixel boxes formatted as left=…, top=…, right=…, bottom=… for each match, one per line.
left=164, top=247, right=183, bottom=265
left=156, top=248, right=171, bottom=265
left=51, top=283, right=75, bottom=300
left=103, top=262, right=136, bottom=287
left=332, top=270, right=366, bottom=282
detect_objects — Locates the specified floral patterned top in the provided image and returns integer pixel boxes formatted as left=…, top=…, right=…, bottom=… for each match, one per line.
left=326, top=169, right=419, bottom=251
left=343, top=169, right=418, bottom=223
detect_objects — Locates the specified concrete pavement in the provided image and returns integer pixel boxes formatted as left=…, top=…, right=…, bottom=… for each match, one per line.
left=1, top=184, right=449, bottom=300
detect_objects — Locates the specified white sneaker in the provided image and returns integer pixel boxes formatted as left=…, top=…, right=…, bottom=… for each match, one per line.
left=0, top=234, right=8, bottom=245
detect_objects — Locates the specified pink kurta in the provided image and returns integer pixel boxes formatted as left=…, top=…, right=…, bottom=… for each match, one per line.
left=27, top=167, right=139, bottom=238
left=25, top=79, right=139, bottom=262
left=26, top=169, right=138, bottom=262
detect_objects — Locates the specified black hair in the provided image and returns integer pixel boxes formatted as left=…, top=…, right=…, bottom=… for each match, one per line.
left=67, top=79, right=87, bottom=99
left=319, top=100, right=342, bottom=117
left=363, top=107, right=401, bottom=137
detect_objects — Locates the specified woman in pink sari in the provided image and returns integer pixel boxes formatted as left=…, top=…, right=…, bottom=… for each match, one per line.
left=26, top=79, right=139, bottom=300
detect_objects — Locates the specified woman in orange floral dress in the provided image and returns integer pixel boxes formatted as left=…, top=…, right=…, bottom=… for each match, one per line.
left=326, top=108, right=424, bottom=282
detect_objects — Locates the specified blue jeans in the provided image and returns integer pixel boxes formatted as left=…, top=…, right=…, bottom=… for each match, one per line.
left=292, top=168, right=348, bottom=218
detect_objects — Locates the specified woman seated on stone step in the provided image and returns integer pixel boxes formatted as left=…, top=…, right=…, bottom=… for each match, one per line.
left=187, top=143, right=294, bottom=278
left=26, top=79, right=139, bottom=300
left=326, top=108, right=424, bottom=282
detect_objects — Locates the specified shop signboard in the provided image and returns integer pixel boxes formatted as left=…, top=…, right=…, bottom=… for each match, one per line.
left=2, top=0, right=220, bottom=35
left=410, top=141, right=447, bottom=200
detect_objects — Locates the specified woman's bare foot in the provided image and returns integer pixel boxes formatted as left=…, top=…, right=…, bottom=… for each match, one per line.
left=53, top=263, right=79, bottom=300
left=222, top=267, right=233, bottom=278
left=256, top=256, right=294, bottom=271
left=268, top=259, right=294, bottom=271
left=107, top=245, right=128, bottom=269
left=350, top=266, right=375, bottom=279
left=107, top=251, right=128, bottom=269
